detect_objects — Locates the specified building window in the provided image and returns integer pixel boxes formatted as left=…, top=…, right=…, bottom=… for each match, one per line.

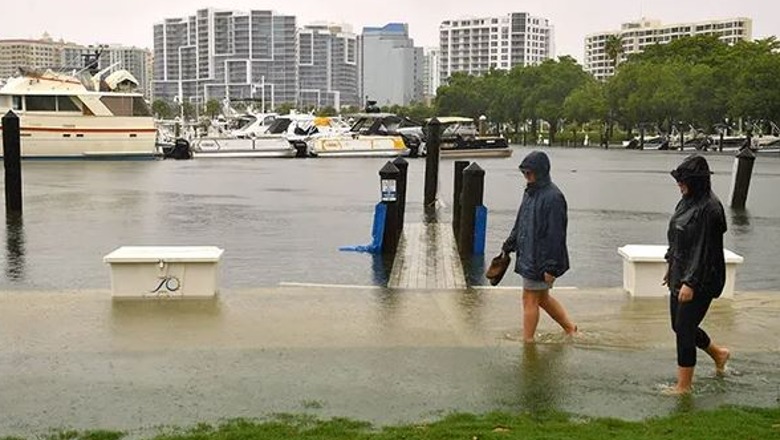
left=12, top=96, right=22, bottom=111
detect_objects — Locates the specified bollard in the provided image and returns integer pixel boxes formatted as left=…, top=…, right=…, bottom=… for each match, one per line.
left=424, top=118, right=441, bottom=215
left=392, top=157, right=408, bottom=229
left=2, top=111, right=23, bottom=214
left=452, top=160, right=470, bottom=238
left=729, top=147, right=756, bottom=209
left=457, top=163, right=485, bottom=257
left=379, top=161, right=401, bottom=255
left=719, top=132, right=724, bottom=152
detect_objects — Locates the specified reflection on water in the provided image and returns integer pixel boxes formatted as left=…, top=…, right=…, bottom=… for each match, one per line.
left=519, top=344, right=566, bottom=414
left=5, top=213, right=25, bottom=282
left=730, top=208, right=751, bottom=234
left=462, top=254, right=487, bottom=286
left=371, top=253, right=391, bottom=286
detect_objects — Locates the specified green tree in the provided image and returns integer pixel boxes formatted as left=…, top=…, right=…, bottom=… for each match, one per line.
left=274, top=102, right=297, bottom=115
left=523, top=56, right=591, bottom=145
left=316, top=106, right=338, bottom=117
left=151, top=99, right=173, bottom=119
left=205, top=99, right=222, bottom=119
left=181, top=102, right=196, bottom=120
left=604, top=34, right=624, bottom=72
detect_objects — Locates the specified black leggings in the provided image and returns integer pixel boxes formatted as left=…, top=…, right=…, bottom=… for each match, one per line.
left=670, top=291, right=713, bottom=367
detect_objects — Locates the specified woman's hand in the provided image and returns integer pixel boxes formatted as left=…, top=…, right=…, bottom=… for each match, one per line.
left=544, top=272, right=556, bottom=286
left=678, top=284, right=694, bottom=303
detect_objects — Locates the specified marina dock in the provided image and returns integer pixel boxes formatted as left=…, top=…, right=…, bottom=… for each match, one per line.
left=388, top=222, right=467, bottom=289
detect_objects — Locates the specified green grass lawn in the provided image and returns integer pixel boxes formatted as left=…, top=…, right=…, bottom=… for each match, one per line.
left=4, top=406, right=779, bottom=440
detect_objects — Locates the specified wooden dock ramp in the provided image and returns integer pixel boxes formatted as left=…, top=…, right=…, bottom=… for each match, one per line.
left=388, top=223, right=467, bottom=289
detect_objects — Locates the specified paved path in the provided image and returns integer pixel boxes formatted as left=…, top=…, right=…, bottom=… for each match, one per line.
left=388, top=223, right=467, bottom=289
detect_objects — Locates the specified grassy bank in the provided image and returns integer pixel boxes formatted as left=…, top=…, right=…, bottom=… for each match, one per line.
left=4, top=406, right=779, bottom=440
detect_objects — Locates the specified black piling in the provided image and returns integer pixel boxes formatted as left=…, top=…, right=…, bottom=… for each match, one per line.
left=452, top=160, right=470, bottom=239
left=639, top=126, right=645, bottom=150
left=392, top=157, right=408, bottom=229
left=379, top=161, right=401, bottom=255
left=424, top=118, right=441, bottom=217
left=729, top=147, right=756, bottom=209
left=719, top=132, right=724, bottom=152
left=457, top=163, right=485, bottom=257
left=2, top=111, right=22, bottom=214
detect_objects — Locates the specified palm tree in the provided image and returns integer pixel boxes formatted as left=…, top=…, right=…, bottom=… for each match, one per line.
left=604, top=34, right=624, bottom=73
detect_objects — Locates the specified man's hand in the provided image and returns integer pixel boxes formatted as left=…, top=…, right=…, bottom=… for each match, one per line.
left=678, top=284, right=694, bottom=303
left=544, top=272, right=556, bottom=286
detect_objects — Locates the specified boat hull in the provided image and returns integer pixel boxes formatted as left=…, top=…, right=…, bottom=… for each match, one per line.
left=309, top=135, right=408, bottom=158
left=190, top=136, right=296, bottom=158
left=440, top=148, right=512, bottom=159
left=0, top=113, right=157, bottom=159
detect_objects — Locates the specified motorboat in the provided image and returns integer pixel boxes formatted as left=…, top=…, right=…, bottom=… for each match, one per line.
left=0, top=67, right=157, bottom=159
left=433, top=116, right=511, bottom=158
left=190, top=113, right=317, bottom=158
left=299, top=113, right=421, bottom=158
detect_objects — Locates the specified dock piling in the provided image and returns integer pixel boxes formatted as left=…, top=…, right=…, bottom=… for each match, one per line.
left=729, top=147, right=756, bottom=209
left=2, top=111, right=23, bottom=214
left=457, top=163, right=485, bottom=257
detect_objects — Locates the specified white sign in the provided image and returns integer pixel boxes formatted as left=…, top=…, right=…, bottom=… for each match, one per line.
left=381, top=179, right=397, bottom=202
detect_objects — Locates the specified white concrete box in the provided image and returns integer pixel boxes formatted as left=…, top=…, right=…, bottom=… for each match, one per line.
left=104, top=246, right=224, bottom=299
left=617, top=245, right=743, bottom=298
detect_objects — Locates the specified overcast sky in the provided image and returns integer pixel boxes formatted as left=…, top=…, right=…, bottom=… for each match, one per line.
left=2, top=0, right=778, bottom=62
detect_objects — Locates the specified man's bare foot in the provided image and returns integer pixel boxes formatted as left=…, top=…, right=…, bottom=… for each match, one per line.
left=565, top=324, right=578, bottom=337
left=714, top=348, right=730, bottom=375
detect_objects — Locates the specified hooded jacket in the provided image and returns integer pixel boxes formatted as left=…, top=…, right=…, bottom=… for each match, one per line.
left=666, top=155, right=728, bottom=297
left=502, top=151, right=569, bottom=281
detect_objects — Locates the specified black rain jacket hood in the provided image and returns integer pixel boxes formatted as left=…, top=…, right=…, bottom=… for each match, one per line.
left=666, top=155, right=727, bottom=297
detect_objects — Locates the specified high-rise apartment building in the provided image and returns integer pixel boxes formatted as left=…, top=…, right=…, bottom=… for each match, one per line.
left=422, top=47, right=441, bottom=101
left=152, top=8, right=297, bottom=109
left=62, top=44, right=152, bottom=97
left=585, top=17, right=753, bottom=80
left=0, top=36, right=151, bottom=97
left=361, top=23, right=424, bottom=107
left=439, top=12, right=554, bottom=81
left=0, top=34, right=82, bottom=79
left=298, top=24, right=360, bottom=110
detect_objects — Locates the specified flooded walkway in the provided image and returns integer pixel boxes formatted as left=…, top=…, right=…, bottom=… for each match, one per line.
left=388, top=223, right=466, bottom=289
left=1, top=287, right=778, bottom=436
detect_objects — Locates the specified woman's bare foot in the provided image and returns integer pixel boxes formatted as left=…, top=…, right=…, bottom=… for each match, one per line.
left=714, top=348, right=730, bottom=375
left=660, top=384, right=692, bottom=396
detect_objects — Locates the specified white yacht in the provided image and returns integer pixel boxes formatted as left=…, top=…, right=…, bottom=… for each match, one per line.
left=301, top=113, right=415, bottom=158
left=190, top=113, right=345, bottom=158
left=0, top=67, right=157, bottom=159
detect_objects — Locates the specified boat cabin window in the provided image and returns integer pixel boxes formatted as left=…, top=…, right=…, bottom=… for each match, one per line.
left=266, top=118, right=292, bottom=134
left=99, top=96, right=152, bottom=117
left=24, top=95, right=83, bottom=112
left=57, top=96, right=81, bottom=112
left=12, top=96, right=22, bottom=111
left=26, top=95, right=57, bottom=111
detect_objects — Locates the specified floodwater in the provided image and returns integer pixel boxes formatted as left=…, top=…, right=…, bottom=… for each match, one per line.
left=1, top=287, right=778, bottom=436
left=2, top=147, right=779, bottom=435
left=0, top=147, right=779, bottom=290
